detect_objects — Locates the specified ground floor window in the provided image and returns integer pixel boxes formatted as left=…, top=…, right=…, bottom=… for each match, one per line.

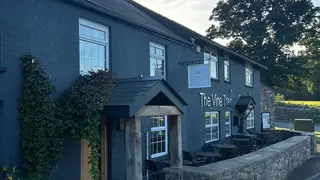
left=246, top=110, right=255, bottom=129
left=150, top=116, right=168, bottom=158
left=225, top=111, right=231, bottom=137
left=205, top=111, right=219, bottom=142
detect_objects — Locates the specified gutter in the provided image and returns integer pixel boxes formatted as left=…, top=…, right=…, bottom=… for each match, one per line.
left=195, top=37, right=267, bottom=70
left=64, top=0, right=194, bottom=48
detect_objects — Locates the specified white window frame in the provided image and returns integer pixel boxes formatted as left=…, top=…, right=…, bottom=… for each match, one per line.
left=245, top=64, right=253, bottom=87
left=225, top=111, right=231, bottom=137
left=150, top=116, right=168, bottom=158
left=224, top=58, right=230, bottom=82
left=246, top=110, right=255, bottom=129
left=79, top=18, right=109, bottom=75
left=150, top=42, right=166, bottom=79
left=204, top=51, right=219, bottom=79
left=205, top=111, right=219, bottom=143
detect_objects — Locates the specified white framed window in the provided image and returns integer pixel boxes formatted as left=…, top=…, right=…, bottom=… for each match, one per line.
left=245, top=64, right=253, bottom=87
left=225, top=111, right=231, bottom=137
left=224, top=58, right=230, bottom=82
left=204, top=52, right=218, bottom=79
left=150, top=42, right=166, bottom=78
left=205, top=112, right=219, bottom=142
left=150, top=116, right=168, bottom=158
left=79, top=18, right=109, bottom=75
left=246, top=110, right=255, bottom=129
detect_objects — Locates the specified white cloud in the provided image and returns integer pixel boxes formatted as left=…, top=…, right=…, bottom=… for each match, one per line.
left=134, top=0, right=320, bottom=46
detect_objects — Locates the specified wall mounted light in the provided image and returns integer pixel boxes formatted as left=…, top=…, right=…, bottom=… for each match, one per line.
left=196, top=45, right=201, bottom=53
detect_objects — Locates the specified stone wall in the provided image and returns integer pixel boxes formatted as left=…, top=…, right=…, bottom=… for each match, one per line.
left=275, top=106, right=320, bottom=123
left=164, top=135, right=313, bottom=180
left=261, top=83, right=275, bottom=128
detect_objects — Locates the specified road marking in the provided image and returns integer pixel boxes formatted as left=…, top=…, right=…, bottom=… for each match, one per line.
left=305, top=171, right=320, bottom=180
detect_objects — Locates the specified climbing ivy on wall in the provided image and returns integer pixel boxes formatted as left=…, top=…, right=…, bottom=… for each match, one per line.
left=18, top=54, right=116, bottom=180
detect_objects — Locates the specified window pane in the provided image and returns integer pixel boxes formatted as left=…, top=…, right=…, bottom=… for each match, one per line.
left=212, top=113, right=218, bottom=124
left=80, top=41, right=85, bottom=75
left=79, top=41, right=106, bottom=74
left=150, top=46, right=156, bottom=55
left=204, top=52, right=210, bottom=61
left=205, top=128, right=212, bottom=142
left=225, top=112, right=230, bottom=123
left=150, top=58, right=157, bottom=76
left=211, top=61, right=218, bottom=79
left=205, top=113, right=211, bottom=125
left=156, top=48, right=164, bottom=56
left=224, top=61, right=229, bottom=81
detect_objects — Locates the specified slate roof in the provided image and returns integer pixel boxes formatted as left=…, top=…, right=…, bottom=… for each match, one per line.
left=129, top=0, right=267, bottom=70
left=107, top=76, right=187, bottom=107
left=236, top=96, right=256, bottom=107
left=71, top=0, right=192, bottom=46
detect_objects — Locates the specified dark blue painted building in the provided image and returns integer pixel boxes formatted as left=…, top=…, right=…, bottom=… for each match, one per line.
left=0, top=0, right=267, bottom=179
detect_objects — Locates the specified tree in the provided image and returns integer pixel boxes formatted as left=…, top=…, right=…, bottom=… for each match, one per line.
left=206, top=0, right=319, bottom=90
left=299, top=17, right=320, bottom=99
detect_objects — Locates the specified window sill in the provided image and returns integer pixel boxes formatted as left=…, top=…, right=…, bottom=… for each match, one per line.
left=211, top=78, right=220, bottom=82
left=224, top=80, right=231, bottom=84
left=245, top=84, right=254, bottom=88
left=247, top=127, right=255, bottom=129
left=0, top=66, right=7, bottom=73
left=205, top=139, right=219, bottom=143
left=151, top=152, right=168, bottom=159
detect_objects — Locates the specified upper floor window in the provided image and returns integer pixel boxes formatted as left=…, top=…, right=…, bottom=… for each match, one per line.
left=245, top=64, right=253, bottom=87
left=204, top=52, right=218, bottom=79
left=79, top=18, right=109, bottom=75
left=246, top=110, right=255, bottom=129
left=205, top=111, right=219, bottom=142
left=150, top=116, right=168, bottom=158
left=225, top=111, right=231, bottom=137
left=150, top=42, right=166, bottom=78
left=224, top=58, right=230, bottom=82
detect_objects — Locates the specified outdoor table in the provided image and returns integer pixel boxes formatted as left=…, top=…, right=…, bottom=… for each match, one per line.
left=211, top=144, right=238, bottom=157
left=196, top=151, right=221, bottom=162
left=232, top=138, right=250, bottom=142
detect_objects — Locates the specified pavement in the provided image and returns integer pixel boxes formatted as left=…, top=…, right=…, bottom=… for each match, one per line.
left=286, top=145, right=320, bottom=180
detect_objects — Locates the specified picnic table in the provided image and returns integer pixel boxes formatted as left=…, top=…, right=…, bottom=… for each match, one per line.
left=196, top=151, right=221, bottom=162
left=211, top=144, right=238, bottom=157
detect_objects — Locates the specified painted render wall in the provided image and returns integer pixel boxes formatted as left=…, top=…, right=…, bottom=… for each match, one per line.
left=0, top=0, right=261, bottom=179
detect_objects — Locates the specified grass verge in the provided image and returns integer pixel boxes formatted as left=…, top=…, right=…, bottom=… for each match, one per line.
left=278, top=100, right=320, bottom=108
left=275, top=127, right=320, bottom=143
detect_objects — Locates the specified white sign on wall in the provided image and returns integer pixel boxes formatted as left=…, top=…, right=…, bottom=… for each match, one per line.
left=262, top=112, right=271, bottom=129
left=188, top=64, right=211, bottom=89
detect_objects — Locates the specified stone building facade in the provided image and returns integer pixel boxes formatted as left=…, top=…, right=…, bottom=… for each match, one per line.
left=261, top=83, right=275, bottom=128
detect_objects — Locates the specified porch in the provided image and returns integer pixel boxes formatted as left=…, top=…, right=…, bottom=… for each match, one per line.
left=100, top=77, right=187, bottom=180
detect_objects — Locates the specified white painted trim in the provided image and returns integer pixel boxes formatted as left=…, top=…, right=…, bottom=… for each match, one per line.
left=150, top=116, right=168, bottom=158
left=245, top=64, right=253, bottom=87
left=205, top=111, right=219, bottom=143
left=78, top=18, right=109, bottom=74
left=246, top=110, right=255, bottom=129
left=204, top=52, right=219, bottom=79
left=224, top=59, right=230, bottom=82
left=225, top=111, right=231, bottom=137
left=149, top=42, right=166, bottom=79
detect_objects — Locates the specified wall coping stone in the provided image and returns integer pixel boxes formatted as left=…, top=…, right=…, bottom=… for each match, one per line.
left=164, top=135, right=311, bottom=180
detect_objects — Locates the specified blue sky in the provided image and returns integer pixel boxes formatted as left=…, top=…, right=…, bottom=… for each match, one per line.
left=135, top=0, right=320, bottom=46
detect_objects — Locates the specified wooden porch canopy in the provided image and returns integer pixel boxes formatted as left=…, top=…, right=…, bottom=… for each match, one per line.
left=104, top=77, right=188, bottom=180
left=236, top=95, right=256, bottom=116
left=105, top=77, right=187, bottom=117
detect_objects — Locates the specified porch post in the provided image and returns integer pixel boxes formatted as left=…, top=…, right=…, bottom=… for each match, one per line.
left=125, top=117, right=142, bottom=180
left=168, top=115, right=182, bottom=167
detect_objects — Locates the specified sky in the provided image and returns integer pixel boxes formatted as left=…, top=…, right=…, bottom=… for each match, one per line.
left=134, top=0, right=320, bottom=46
